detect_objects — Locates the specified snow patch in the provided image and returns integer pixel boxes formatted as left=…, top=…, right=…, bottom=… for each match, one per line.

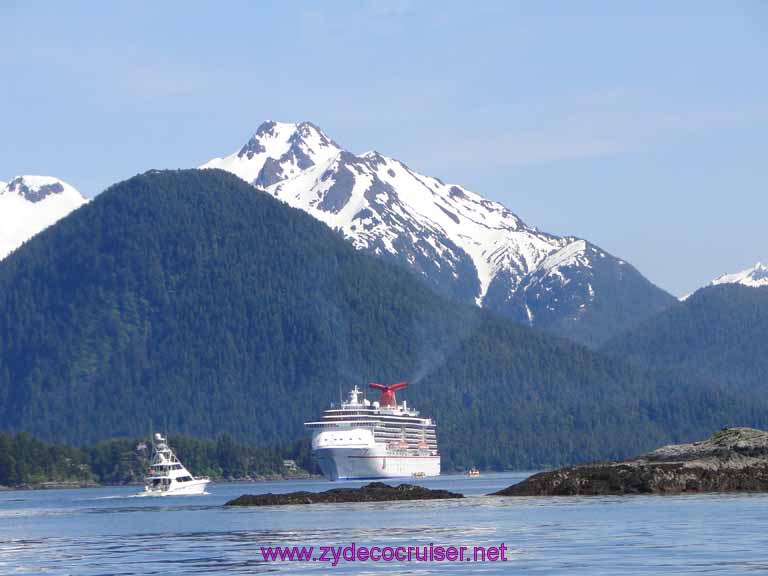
left=0, top=175, right=87, bottom=260
left=711, top=262, right=768, bottom=289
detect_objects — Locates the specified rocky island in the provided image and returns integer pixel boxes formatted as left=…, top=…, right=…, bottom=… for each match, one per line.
left=494, top=428, right=768, bottom=496
left=226, top=482, right=464, bottom=506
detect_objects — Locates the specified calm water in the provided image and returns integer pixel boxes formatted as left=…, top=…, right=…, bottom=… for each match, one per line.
left=2, top=472, right=768, bottom=575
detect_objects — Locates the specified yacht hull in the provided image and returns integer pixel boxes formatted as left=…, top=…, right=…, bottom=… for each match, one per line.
left=139, top=479, right=210, bottom=496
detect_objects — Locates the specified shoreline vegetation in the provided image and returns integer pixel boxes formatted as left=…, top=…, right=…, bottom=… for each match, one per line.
left=0, top=431, right=319, bottom=490
left=7, top=427, right=768, bottom=497
left=0, top=473, right=322, bottom=492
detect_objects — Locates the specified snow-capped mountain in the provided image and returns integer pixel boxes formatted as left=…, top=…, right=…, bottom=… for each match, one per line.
left=203, top=121, right=674, bottom=345
left=711, top=263, right=768, bottom=289
left=681, top=263, right=768, bottom=300
left=0, top=175, right=87, bottom=261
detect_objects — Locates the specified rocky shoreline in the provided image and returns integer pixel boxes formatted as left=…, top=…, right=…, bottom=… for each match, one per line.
left=493, top=428, right=768, bottom=496
left=226, top=482, right=464, bottom=506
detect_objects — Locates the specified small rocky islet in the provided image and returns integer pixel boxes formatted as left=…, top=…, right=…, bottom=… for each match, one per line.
left=225, top=481, right=464, bottom=506
left=493, top=427, right=768, bottom=496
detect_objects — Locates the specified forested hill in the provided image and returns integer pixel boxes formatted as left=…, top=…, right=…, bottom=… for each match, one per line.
left=603, top=284, right=768, bottom=392
left=0, top=169, right=765, bottom=470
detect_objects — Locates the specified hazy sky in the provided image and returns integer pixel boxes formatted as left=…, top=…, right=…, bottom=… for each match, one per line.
left=1, top=1, right=766, bottom=296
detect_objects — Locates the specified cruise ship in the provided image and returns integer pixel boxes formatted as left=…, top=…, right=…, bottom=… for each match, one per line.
left=304, top=382, right=440, bottom=480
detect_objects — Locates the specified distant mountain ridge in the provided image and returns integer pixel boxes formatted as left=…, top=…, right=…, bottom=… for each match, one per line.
left=680, top=262, right=768, bottom=301
left=0, top=175, right=87, bottom=260
left=203, top=121, right=674, bottom=345
left=712, top=262, right=768, bottom=289
left=603, top=283, right=768, bottom=392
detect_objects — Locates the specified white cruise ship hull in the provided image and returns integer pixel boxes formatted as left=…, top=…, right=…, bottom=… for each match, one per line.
left=314, top=447, right=440, bottom=481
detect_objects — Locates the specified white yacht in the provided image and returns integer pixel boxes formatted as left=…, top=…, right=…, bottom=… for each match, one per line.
left=139, top=433, right=210, bottom=496
left=305, top=382, right=440, bottom=481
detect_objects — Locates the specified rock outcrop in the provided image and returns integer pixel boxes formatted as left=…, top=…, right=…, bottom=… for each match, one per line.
left=226, top=481, right=463, bottom=506
left=493, top=428, right=768, bottom=496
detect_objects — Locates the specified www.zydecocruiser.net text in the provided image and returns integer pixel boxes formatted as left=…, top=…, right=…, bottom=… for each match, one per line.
left=260, top=543, right=509, bottom=565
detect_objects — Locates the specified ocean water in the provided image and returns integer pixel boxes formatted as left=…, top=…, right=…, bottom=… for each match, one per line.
left=2, top=472, right=768, bottom=575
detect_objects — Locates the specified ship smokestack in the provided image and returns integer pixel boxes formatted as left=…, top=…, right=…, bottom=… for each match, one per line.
left=369, top=381, right=408, bottom=407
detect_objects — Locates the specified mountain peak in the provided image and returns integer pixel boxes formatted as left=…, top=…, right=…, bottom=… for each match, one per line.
left=0, top=175, right=87, bottom=261
left=202, top=120, right=673, bottom=345
left=3, top=175, right=83, bottom=204
left=203, top=121, right=341, bottom=187
left=241, top=120, right=336, bottom=156
left=711, top=262, right=768, bottom=289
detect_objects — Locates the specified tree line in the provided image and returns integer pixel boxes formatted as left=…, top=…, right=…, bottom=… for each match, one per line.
left=0, top=431, right=317, bottom=487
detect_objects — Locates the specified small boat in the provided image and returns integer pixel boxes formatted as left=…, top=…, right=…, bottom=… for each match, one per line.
left=139, top=433, right=210, bottom=496
left=468, top=467, right=480, bottom=477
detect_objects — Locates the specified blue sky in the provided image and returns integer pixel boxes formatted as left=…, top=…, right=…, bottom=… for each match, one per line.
left=1, top=1, right=766, bottom=296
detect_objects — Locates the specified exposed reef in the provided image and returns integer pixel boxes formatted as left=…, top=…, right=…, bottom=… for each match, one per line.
left=226, top=481, right=464, bottom=506
left=493, top=428, right=768, bottom=496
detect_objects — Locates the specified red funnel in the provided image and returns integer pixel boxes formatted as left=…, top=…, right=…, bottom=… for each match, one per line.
left=369, top=381, right=408, bottom=407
